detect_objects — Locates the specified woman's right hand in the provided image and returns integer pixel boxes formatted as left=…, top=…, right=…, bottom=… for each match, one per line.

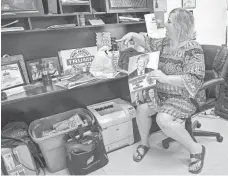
left=116, top=32, right=135, bottom=46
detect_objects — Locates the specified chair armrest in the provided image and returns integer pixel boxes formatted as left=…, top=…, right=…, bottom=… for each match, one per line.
left=199, top=78, right=224, bottom=91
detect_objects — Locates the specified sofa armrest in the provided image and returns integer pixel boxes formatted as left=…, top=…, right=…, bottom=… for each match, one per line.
left=199, top=78, right=224, bottom=91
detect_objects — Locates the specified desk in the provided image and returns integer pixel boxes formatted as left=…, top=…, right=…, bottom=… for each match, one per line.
left=1, top=74, right=160, bottom=142
left=1, top=74, right=130, bottom=126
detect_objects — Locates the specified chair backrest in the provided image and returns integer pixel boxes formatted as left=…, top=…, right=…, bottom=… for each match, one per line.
left=201, top=45, right=228, bottom=99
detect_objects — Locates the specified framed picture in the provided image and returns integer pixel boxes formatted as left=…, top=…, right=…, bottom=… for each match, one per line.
left=1, top=61, right=26, bottom=91
left=26, top=60, right=42, bottom=82
left=96, top=32, right=111, bottom=50
left=1, top=0, right=44, bottom=17
left=41, top=57, right=61, bottom=78
left=1, top=54, right=30, bottom=84
left=182, top=0, right=196, bottom=9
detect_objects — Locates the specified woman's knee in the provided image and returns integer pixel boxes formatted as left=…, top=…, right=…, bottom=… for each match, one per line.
left=136, top=103, right=154, bottom=119
left=156, top=113, right=175, bottom=129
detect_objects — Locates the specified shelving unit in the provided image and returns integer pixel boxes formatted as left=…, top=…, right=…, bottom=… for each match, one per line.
left=1, top=0, right=153, bottom=34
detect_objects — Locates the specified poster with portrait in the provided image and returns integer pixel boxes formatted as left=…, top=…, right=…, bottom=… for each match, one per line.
left=1, top=61, right=26, bottom=90
left=41, top=57, right=61, bottom=78
left=26, top=60, right=42, bottom=82
left=128, top=51, right=160, bottom=106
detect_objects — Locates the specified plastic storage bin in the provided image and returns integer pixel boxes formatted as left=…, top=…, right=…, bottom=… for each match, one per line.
left=28, top=109, right=81, bottom=173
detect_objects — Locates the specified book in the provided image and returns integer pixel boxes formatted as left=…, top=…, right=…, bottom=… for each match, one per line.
left=128, top=51, right=160, bottom=108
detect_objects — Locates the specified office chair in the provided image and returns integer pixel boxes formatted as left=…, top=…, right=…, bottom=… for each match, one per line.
left=162, top=45, right=228, bottom=149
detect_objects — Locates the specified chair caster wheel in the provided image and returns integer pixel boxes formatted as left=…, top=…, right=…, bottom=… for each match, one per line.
left=217, top=136, right=223, bottom=142
left=162, top=142, right=169, bottom=149
left=196, top=122, right=201, bottom=128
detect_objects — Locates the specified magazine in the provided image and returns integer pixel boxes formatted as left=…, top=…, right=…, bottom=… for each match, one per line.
left=55, top=73, right=98, bottom=89
left=128, top=51, right=160, bottom=107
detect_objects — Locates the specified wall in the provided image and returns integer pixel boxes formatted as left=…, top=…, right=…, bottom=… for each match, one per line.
left=1, top=0, right=227, bottom=59
left=1, top=24, right=146, bottom=60
left=164, top=0, right=227, bottom=46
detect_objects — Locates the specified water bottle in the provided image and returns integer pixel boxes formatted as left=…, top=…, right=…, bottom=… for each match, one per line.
left=41, top=63, right=53, bottom=90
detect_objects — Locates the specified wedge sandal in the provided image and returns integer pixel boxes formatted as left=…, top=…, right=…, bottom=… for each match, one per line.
left=133, top=145, right=149, bottom=162
left=189, top=145, right=206, bottom=174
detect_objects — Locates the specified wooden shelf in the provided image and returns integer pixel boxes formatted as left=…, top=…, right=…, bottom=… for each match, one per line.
left=1, top=21, right=145, bottom=35
left=61, top=2, right=90, bottom=6
left=1, top=74, right=127, bottom=106
left=1, top=0, right=152, bottom=34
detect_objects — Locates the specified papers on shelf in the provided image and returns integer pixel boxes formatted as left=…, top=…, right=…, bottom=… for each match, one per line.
left=3, top=86, right=25, bottom=97
left=47, top=24, right=76, bottom=29
left=119, top=16, right=141, bottom=22
left=61, top=0, right=89, bottom=5
left=89, top=19, right=105, bottom=26
left=55, top=73, right=98, bottom=89
left=1, top=27, right=24, bottom=32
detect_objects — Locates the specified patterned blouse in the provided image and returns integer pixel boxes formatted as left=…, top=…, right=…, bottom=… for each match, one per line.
left=144, top=36, right=206, bottom=119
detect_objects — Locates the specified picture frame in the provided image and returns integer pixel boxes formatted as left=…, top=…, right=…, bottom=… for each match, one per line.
left=1, top=54, right=30, bottom=84
left=1, top=61, right=26, bottom=91
left=96, top=32, right=112, bottom=50
left=1, top=0, right=44, bottom=17
left=41, top=57, right=61, bottom=78
left=182, top=0, right=196, bottom=9
left=26, top=59, right=42, bottom=83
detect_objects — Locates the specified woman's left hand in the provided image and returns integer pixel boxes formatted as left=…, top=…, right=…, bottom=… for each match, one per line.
left=148, top=70, right=169, bottom=84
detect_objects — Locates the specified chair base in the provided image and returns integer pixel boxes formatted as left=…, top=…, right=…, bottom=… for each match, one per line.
left=162, top=120, right=223, bottom=149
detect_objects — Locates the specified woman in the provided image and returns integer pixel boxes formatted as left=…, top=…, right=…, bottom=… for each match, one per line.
left=117, top=8, right=206, bottom=174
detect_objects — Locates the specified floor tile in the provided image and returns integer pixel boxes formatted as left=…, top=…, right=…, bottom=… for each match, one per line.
left=202, top=159, right=228, bottom=175
left=42, top=116, right=228, bottom=175
left=89, top=168, right=107, bottom=175
left=44, top=168, right=69, bottom=175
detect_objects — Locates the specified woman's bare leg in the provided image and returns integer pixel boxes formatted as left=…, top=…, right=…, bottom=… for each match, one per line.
left=156, top=112, right=203, bottom=171
left=134, top=103, right=156, bottom=158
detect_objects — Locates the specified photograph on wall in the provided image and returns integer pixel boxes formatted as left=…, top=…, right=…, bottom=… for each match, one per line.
left=26, top=60, right=42, bottom=82
left=182, top=0, right=196, bottom=9
left=128, top=52, right=160, bottom=106
left=41, top=57, right=61, bottom=78
left=1, top=61, right=26, bottom=90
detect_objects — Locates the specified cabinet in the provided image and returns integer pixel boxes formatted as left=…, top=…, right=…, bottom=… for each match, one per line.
left=105, top=0, right=151, bottom=13
left=1, top=0, right=153, bottom=34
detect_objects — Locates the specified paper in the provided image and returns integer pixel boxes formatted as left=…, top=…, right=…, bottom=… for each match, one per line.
left=89, top=19, right=105, bottom=26
left=128, top=52, right=160, bottom=107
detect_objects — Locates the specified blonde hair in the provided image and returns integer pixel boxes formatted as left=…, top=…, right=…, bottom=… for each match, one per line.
left=169, top=8, right=195, bottom=42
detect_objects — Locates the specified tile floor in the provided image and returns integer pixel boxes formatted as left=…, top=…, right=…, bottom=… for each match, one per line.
left=45, top=115, right=228, bottom=175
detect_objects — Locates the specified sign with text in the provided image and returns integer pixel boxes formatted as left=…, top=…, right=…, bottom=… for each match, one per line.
left=58, top=46, right=97, bottom=74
